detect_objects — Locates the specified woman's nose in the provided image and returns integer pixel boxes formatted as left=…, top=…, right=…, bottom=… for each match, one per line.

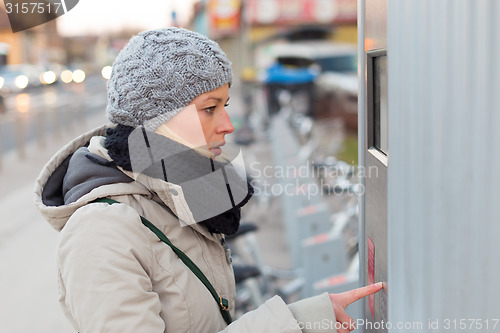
left=218, top=110, right=235, bottom=135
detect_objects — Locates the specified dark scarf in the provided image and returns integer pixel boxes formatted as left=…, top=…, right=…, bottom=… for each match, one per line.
left=104, top=124, right=253, bottom=235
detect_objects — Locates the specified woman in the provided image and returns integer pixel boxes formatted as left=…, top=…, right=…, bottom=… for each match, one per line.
left=34, top=28, right=381, bottom=333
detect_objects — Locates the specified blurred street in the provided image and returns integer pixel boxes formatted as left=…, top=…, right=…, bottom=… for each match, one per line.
left=0, top=75, right=108, bottom=332
left=0, top=74, right=106, bottom=156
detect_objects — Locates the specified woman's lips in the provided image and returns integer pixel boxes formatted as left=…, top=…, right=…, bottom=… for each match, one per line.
left=210, top=143, right=224, bottom=156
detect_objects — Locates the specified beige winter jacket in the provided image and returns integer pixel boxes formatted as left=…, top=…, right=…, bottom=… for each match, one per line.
left=34, top=125, right=337, bottom=333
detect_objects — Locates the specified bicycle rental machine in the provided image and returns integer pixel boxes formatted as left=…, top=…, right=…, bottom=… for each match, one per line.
left=359, top=1, right=500, bottom=332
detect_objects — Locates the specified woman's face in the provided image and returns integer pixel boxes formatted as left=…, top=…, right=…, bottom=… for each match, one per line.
left=190, top=84, right=234, bottom=156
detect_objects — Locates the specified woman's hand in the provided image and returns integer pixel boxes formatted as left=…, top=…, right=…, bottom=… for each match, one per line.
left=329, top=282, right=384, bottom=333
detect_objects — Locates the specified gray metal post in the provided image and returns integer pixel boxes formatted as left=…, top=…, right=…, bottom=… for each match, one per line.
left=36, top=111, right=46, bottom=148
left=0, top=117, right=3, bottom=170
left=15, top=112, right=25, bottom=160
left=51, top=104, right=61, bottom=139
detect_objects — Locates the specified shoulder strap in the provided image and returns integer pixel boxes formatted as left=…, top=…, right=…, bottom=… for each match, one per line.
left=93, top=197, right=233, bottom=325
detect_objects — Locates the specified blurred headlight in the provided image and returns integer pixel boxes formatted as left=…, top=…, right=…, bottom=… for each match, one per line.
left=60, top=70, right=73, bottom=83
left=41, top=71, right=57, bottom=84
left=72, top=69, right=86, bottom=83
left=101, top=66, right=112, bottom=80
left=15, top=75, right=29, bottom=89
left=0, top=76, right=4, bottom=89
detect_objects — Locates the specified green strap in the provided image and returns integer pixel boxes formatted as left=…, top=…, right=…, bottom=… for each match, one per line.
left=93, top=198, right=233, bottom=325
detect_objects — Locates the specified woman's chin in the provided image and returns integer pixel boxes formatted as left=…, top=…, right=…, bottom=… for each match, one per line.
left=210, top=147, right=222, bottom=156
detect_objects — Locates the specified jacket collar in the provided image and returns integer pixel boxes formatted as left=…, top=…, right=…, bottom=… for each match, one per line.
left=88, top=134, right=221, bottom=242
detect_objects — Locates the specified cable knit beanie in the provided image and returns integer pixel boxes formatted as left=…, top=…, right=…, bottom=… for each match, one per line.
left=106, top=27, right=233, bottom=131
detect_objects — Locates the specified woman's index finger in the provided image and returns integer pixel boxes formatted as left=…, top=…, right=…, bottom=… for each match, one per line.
left=337, top=282, right=384, bottom=307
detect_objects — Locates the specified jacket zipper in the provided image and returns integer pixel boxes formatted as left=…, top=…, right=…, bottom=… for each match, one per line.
left=219, top=235, right=232, bottom=265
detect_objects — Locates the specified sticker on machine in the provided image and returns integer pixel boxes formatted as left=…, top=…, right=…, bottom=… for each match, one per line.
left=368, top=237, right=375, bottom=319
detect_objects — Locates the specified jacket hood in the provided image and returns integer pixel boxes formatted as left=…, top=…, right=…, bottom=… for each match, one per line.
left=61, top=147, right=133, bottom=205
left=34, top=125, right=251, bottom=232
left=34, top=126, right=151, bottom=231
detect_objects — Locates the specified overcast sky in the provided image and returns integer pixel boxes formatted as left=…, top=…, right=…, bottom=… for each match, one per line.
left=58, top=0, right=198, bottom=36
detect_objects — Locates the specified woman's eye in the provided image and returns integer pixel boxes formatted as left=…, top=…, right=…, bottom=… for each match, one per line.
left=224, top=103, right=230, bottom=107
left=205, top=106, right=216, bottom=114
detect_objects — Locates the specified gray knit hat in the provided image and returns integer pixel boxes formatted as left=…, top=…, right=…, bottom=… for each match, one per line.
left=106, top=27, right=232, bottom=131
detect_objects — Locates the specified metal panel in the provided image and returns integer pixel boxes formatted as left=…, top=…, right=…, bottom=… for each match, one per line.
left=356, top=1, right=367, bottom=330
left=364, top=0, right=387, bottom=51
left=362, top=1, right=388, bottom=331
left=364, top=150, right=388, bottom=330
left=388, top=0, right=500, bottom=327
